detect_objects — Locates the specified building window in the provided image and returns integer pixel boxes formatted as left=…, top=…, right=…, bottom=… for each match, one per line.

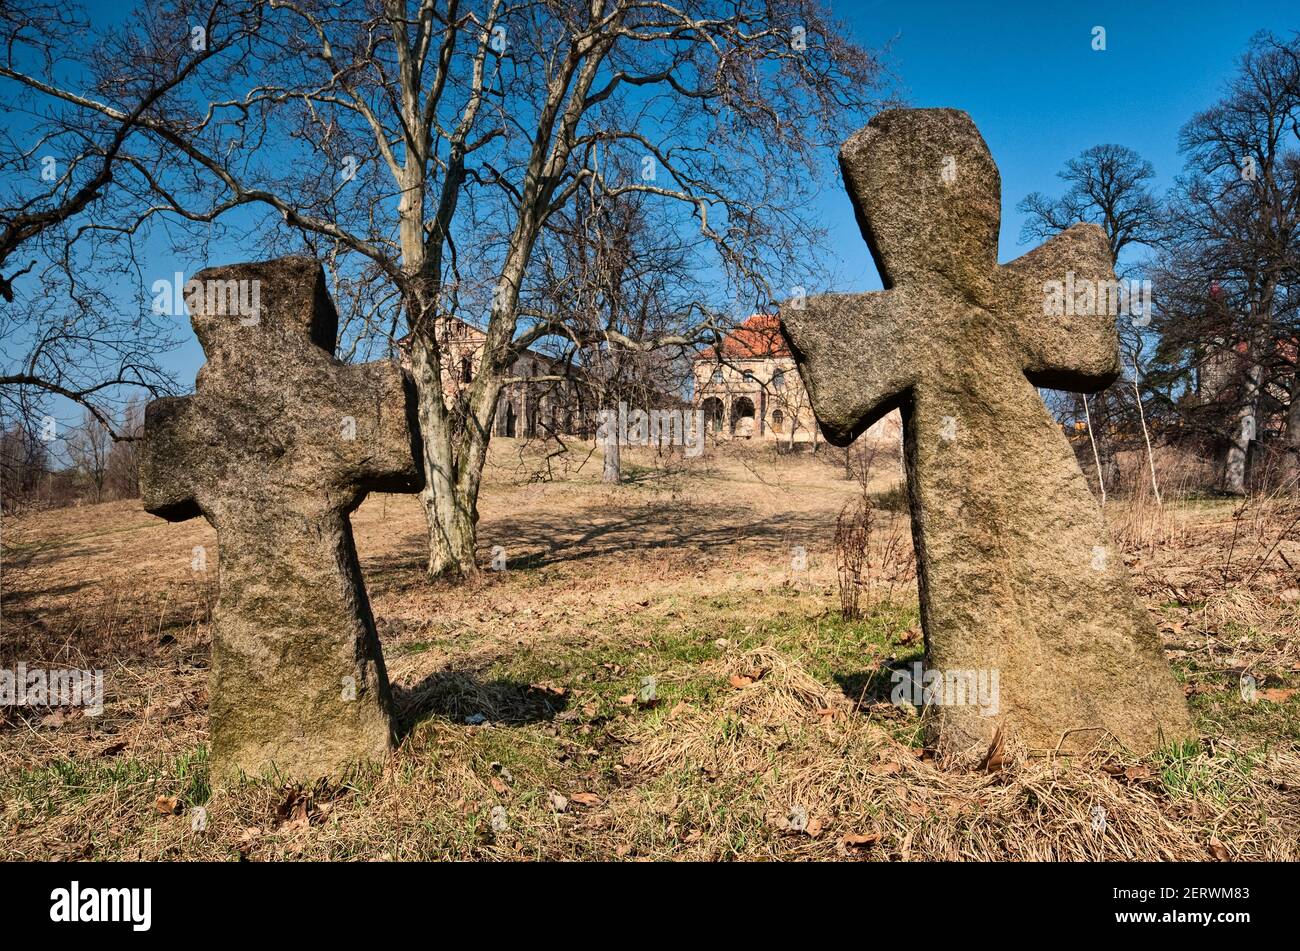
left=711, top=367, right=724, bottom=384
left=461, top=356, right=473, bottom=384
left=742, top=370, right=755, bottom=383
left=772, top=410, right=785, bottom=433
left=772, top=370, right=785, bottom=390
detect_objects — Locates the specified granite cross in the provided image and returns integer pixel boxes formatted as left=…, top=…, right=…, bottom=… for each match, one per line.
left=781, top=109, right=1192, bottom=761
left=141, top=256, right=422, bottom=782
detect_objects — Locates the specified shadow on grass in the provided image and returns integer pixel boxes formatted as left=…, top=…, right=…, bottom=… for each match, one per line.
left=393, top=669, right=569, bottom=739
left=833, top=652, right=924, bottom=711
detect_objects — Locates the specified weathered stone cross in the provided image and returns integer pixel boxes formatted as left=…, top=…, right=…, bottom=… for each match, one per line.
left=141, top=257, right=422, bottom=782
left=782, top=109, right=1192, bottom=761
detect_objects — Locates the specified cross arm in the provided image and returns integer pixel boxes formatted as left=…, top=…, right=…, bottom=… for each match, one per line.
left=998, top=223, right=1121, bottom=393
left=780, top=291, right=919, bottom=446
left=140, top=395, right=204, bottom=522
left=325, top=362, right=424, bottom=500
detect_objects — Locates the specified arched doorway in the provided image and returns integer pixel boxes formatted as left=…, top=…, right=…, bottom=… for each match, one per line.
left=504, top=403, right=517, bottom=438
left=702, top=397, right=724, bottom=433
left=731, top=396, right=755, bottom=438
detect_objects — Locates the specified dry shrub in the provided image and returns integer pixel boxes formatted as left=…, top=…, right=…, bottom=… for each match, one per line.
left=833, top=442, right=913, bottom=621
left=834, top=495, right=913, bottom=621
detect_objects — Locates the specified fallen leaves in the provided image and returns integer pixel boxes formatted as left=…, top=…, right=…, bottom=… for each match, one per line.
left=728, top=666, right=769, bottom=689
left=154, top=795, right=181, bottom=816
left=273, top=785, right=331, bottom=832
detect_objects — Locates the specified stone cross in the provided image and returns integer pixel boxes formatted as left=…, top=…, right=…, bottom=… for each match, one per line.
left=141, top=257, right=422, bottom=782
left=781, top=109, right=1192, bottom=762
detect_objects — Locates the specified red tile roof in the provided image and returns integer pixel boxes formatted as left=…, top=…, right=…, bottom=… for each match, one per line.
left=700, top=314, right=790, bottom=360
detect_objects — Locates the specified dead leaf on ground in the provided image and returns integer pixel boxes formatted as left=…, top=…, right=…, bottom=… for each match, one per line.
left=274, top=787, right=316, bottom=831
left=978, top=726, right=1005, bottom=773
left=154, top=795, right=181, bottom=815
left=840, top=833, right=879, bottom=852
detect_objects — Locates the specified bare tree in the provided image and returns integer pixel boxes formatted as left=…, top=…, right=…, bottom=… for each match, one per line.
left=0, top=419, right=50, bottom=510
left=1019, top=143, right=1165, bottom=497
left=1019, top=144, right=1165, bottom=263
left=66, top=409, right=112, bottom=502
left=1153, top=31, right=1300, bottom=493
left=1, top=0, right=889, bottom=577
left=106, top=397, right=146, bottom=498
left=0, top=1, right=241, bottom=440
left=531, top=178, right=704, bottom=484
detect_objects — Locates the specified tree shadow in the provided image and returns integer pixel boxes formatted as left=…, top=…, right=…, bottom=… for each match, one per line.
left=393, top=669, right=569, bottom=739
left=834, top=658, right=919, bottom=711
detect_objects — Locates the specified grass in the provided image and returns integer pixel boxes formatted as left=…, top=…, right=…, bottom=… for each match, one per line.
left=2, top=441, right=1298, bottom=860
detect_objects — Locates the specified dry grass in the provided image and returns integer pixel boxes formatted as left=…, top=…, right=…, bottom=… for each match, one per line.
left=1, top=439, right=1297, bottom=861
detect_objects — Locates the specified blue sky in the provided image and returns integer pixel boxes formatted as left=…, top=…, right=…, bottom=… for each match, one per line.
left=14, top=1, right=1300, bottom=403
left=816, top=0, right=1298, bottom=289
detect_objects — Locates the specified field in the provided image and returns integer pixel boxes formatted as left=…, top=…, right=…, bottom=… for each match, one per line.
left=1, top=441, right=1298, bottom=861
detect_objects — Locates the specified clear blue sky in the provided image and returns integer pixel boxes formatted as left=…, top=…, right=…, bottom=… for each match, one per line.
left=816, top=0, right=1299, bottom=290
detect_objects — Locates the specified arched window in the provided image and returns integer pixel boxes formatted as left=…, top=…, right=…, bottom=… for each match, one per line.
left=710, top=367, right=724, bottom=384
left=771, top=409, right=784, bottom=433
left=461, top=356, right=474, bottom=384
left=742, top=370, right=755, bottom=383
left=772, top=370, right=785, bottom=390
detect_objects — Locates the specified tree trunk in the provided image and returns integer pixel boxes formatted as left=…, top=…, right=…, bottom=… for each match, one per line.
left=1225, top=339, right=1265, bottom=496
left=602, top=426, right=621, bottom=483
left=1283, top=368, right=1300, bottom=486
left=408, top=332, right=480, bottom=578
left=422, top=459, right=479, bottom=578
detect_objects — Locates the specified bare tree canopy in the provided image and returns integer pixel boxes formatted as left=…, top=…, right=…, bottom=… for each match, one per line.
left=1, top=0, right=892, bottom=570
left=1151, top=30, right=1300, bottom=493
left=1018, top=143, right=1165, bottom=264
